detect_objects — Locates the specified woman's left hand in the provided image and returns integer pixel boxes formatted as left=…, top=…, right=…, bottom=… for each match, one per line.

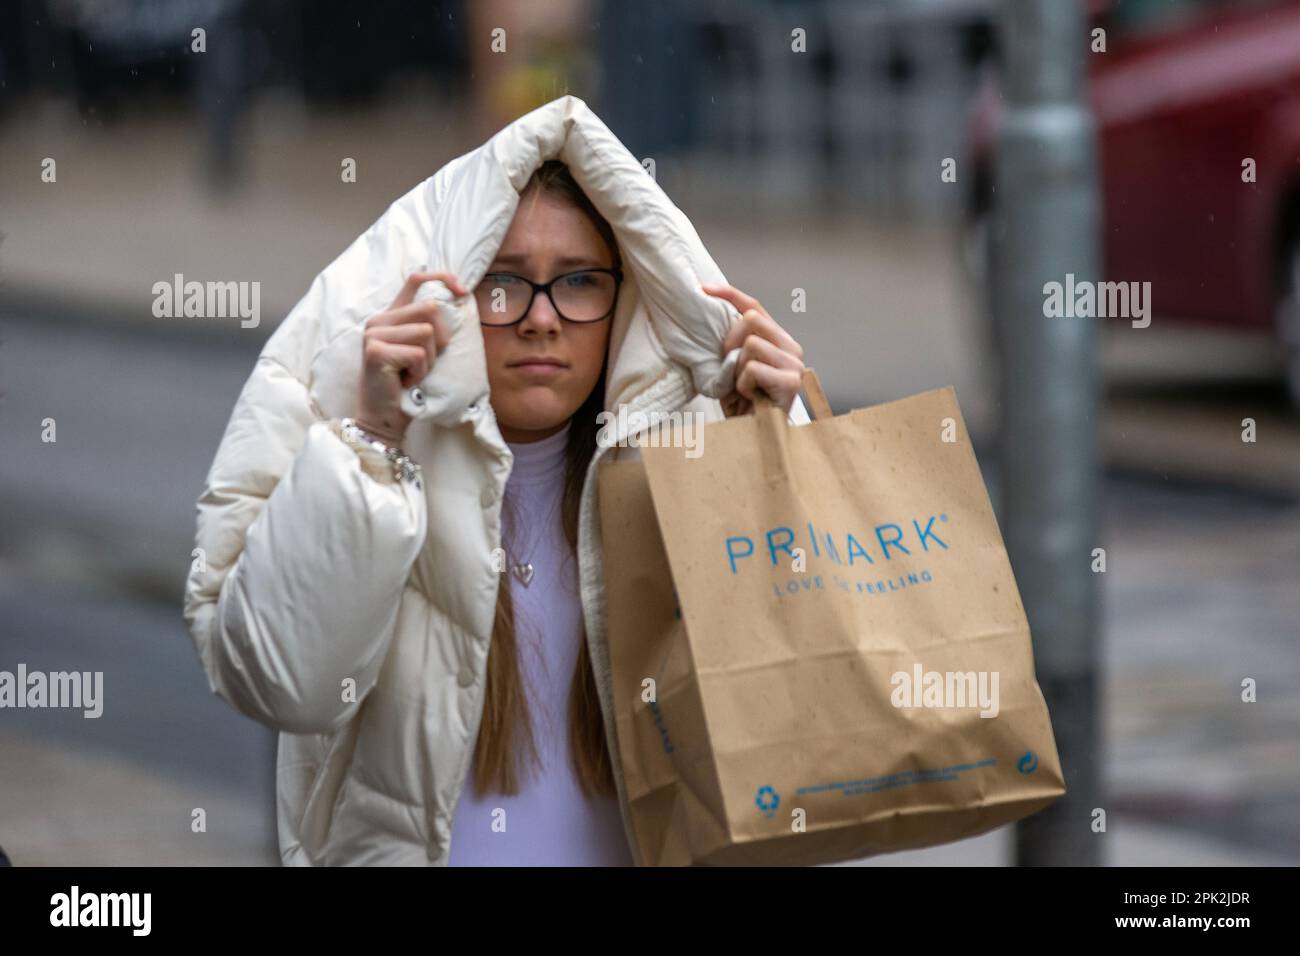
left=702, top=282, right=806, bottom=416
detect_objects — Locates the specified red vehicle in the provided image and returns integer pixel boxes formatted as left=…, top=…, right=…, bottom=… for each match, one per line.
left=965, top=0, right=1300, bottom=408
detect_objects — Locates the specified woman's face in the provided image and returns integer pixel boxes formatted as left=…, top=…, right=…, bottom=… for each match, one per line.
left=476, top=190, right=615, bottom=444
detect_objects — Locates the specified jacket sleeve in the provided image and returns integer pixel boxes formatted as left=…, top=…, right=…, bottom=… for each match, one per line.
left=182, top=353, right=427, bottom=735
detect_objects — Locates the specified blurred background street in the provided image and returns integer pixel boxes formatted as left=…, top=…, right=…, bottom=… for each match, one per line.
left=1, top=0, right=1297, bottom=866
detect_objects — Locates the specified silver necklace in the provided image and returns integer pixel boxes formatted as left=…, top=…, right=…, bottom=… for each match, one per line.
left=503, top=497, right=540, bottom=588
left=510, top=557, right=535, bottom=586
left=501, top=445, right=565, bottom=589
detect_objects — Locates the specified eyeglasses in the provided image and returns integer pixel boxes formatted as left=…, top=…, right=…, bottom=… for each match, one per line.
left=474, top=268, right=623, bottom=327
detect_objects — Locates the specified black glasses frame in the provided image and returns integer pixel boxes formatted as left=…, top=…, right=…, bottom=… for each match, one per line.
left=476, top=267, right=624, bottom=326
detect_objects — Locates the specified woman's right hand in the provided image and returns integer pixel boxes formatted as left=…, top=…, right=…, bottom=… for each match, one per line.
left=354, top=270, right=468, bottom=443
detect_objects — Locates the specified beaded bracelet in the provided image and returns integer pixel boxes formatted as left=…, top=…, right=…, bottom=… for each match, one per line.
left=338, top=417, right=421, bottom=485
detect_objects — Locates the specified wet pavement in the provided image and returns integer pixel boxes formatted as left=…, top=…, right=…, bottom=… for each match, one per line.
left=1101, top=473, right=1300, bottom=862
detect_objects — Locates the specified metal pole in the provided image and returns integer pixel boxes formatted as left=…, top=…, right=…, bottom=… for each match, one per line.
left=994, top=0, right=1101, bottom=865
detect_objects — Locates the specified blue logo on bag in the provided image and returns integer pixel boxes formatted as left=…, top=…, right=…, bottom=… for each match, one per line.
left=755, top=785, right=780, bottom=817
left=724, top=516, right=950, bottom=575
left=1017, top=751, right=1039, bottom=774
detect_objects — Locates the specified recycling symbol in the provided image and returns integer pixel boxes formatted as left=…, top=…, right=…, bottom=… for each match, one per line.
left=755, top=785, right=780, bottom=817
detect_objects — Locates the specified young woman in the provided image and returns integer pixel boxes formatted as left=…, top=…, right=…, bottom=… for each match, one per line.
left=184, top=103, right=807, bottom=866
left=357, top=162, right=805, bottom=865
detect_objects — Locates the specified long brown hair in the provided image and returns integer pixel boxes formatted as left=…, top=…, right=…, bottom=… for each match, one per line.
left=467, top=160, right=621, bottom=799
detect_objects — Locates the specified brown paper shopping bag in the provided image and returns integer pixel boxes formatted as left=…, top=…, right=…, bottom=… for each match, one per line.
left=598, top=371, right=1065, bottom=866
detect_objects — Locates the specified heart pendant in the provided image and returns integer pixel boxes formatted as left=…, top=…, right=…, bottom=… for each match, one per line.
left=511, top=562, right=535, bottom=586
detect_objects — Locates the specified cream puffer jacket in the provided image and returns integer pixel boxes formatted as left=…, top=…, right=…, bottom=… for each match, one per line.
left=182, top=95, right=809, bottom=866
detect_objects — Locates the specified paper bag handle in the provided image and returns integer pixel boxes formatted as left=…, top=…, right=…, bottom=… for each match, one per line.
left=752, top=367, right=833, bottom=420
